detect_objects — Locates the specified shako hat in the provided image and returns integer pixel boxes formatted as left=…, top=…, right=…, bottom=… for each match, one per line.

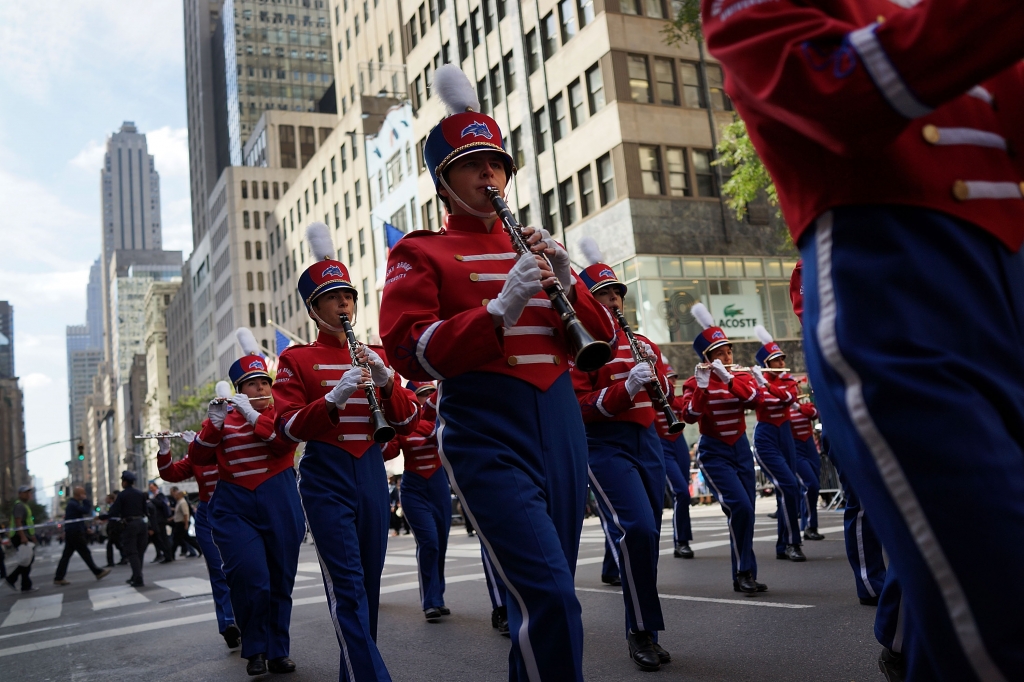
left=229, top=327, right=272, bottom=389
left=405, top=380, right=437, bottom=396
left=298, top=222, right=357, bottom=311
left=576, top=236, right=626, bottom=296
left=754, top=325, right=785, bottom=367
left=691, top=302, right=731, bottom=360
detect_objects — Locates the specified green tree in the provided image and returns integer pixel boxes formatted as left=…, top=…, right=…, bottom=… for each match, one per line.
left=167, top=381, right=217, bottom=460
left=662, top=2, right=779, bottom=220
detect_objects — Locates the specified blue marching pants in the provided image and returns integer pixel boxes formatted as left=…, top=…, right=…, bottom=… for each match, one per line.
left=753, top=422, right=803, bottom=554
left=601, top=537, right=620, bottom=581
left=480, top=541, right=508, bottom=610
left=662, top=436, right=693, bottom=544
left=801, top=206, right=1024, bottom=681
left=832, top=447, right=887, bottom=601
left=194, top=500, right=234, bottom=633
left=793, top=438, right=821, bottom=530
left=437, top=372, right=588, bottom=682
left=697, top=434, right=758, bottom=579
left=400, top=470, right=452, bottom=611
left=210, top=469, right=304, bottom=661
left=587, top=422, right=666, bottom=637
left=298, top=441, right=391, bottom=682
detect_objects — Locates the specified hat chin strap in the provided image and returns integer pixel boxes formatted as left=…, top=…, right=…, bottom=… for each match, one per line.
left=438, top=175, right=498, bottom=221
left=309, top=305, right=353, bottom=334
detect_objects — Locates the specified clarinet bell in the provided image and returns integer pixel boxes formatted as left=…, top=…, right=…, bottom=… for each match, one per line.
left=372, top=414, right=396, bottom=443
left=564, top=319, right=612, bottom=372
left=667, top=420, right=685, bottom=435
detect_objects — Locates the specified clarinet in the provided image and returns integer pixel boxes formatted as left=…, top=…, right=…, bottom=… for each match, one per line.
left=613, top=309, right=685, bottom=434
left=340, top=313, right=396, bottom=443
left=484, top=187, right=612, bottom=373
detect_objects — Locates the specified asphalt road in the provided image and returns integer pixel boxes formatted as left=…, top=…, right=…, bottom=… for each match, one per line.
left=1, top=498, right=883, bottom=681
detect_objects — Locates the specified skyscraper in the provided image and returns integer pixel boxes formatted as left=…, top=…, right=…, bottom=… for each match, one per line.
left=66, top=324, right=103, bottom=468
left=86, top=258, right=103, bottom=350
left=0, top=301, right=13, bottom=379
left=101, top=122, right=163, bottom=261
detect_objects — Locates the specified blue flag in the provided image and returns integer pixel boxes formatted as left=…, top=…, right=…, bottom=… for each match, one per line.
left=275, top=330, right=291, bottom=355
left=385, top=222, right=405, bottom=250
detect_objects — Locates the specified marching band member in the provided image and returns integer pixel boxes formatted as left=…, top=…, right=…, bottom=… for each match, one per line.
left=571, top=239, right=671, bottom=672
left=658, top=364, right=694, bottom=559
left=789, top=401, right=824, bottom=541
left=681, top=303, right=765, bottom=593
left=190, top=330, right=304, bottom=676
left=382, top=381, right=452, bottom=622
left=379, top=64, right=616, bottom=682
left=750, top=326, right=806, bottom=563
left=155, top=418, right=239, bottom=650
left=273, top=223, right=419, bottom=682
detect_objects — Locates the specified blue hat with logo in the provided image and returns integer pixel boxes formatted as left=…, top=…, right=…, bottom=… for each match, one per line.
left=754, top=325, right=785, bottom=367
left=690, top=302, right=732, bottom=360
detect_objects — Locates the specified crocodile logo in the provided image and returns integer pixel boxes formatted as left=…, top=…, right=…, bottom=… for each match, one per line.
left=723, top=304, right=744, bottom=317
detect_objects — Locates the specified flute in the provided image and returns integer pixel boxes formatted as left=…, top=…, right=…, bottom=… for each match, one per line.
left=696, top=364, right=791, bottom=373
left=134, top=432, right=197, bottom=441
left=340, top=313, right=396, bottom=444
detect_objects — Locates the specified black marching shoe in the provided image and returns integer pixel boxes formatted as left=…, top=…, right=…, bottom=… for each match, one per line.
left=767, top=511, right=778, bottom=519
left=491, top=606, right=510, bottom=637
left=734, top=571, right=759, bottom=594
left=627, top=630, right=661, bottom=672
left=424, top=607, right=443, bottom=622
left=651, top=641, right=671, bottom=665
left=222, top=624, right=241, bottom=649
left=437, top=606, right=451, bottom=616
left=601, top=573, right=622, bottom=586
left=878, top=648, right=906, bottom=682
left=733, top=577, right=768, bottom=593
left=803, top=527, right=825, bottom=541
left=267, top=657, right=296, bottom=674
left=860, top=595, right=880, bottom=606
left=776, top=544, right=807, bottom=562
left=673, top=543, right=694, bottom=559
left=246, top=654, right=267, bottom=676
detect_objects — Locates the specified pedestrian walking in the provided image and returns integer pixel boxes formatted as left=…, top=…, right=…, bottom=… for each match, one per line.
left=147, top=481, right=172, bottom=563
left=53, top=487, right=111, bottom=585
left=5, top=486, right=37, bottom=592
left=108, top=471, right=149, bottom=587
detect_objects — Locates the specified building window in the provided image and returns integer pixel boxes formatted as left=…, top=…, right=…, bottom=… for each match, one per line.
left=359, top=228, right=366, bottom=256
left=543, top=189, right=560, bottom=232
left=489, top=64, right=504, bottom=108
left=578, top=0, right=595, bottom=26
left=299, top=126, right=316, bottom=166
left=483, top=0, right=496, bottom=32
left=279, top=125, right=296, bottom=168
left=541, top=13, right=558, bottom=59
left=273, top=181, right=280, bottom=199
left=692, top=149, right=718, bottom=196
left=526, top=30, right=540, bottom=74
left=345, top=192, right=351, bottom=218
left=304, top=189, right=310, bottom=213
left=241, top=180, right=248, bottom=198
left=558, top=0, right=577, bottom=42
left=470, top=9, right=481, bottom=47
left=362, top=278, right=370, bottom=306
left=355, top=180, right=362, bottom=208
left=243, top=211, right=251, bottom=229
left=341, top=143, right=348, bottom=171
left=620, top=0, right=639, bottom=15
left=705, top=64, right=733, bottom=111
left=331, top=157, right=337, bottom=183
left=568, top=79, right=585, bottom=128
left=503, top=51, right=516, bottom=94
left=322, top=168, right=328, bottom=193
left=654, top=57, right=679, bottom=105
left=598, top=153, right=615, bottom=204
left=347, top=238, right=354, bottom=265
left=424, top=199, right=436, bottom=231
left=644, top=0, right=665, bottom=18
left=511, top=127, right=524, bottom=169
left=245, top=241, right=253, bottom=259
left=559, top=177, right=576, bottom=226
left=255, top=241, right=263, bottom=260
left=258, top=272, right=265, bottom=290
left=639, top=146, right=663, bottom=194
left=579, top=166, right=595, bottom=216
left=533, top=107, right=549, bottom=153
left=519, top=204, right=531, bottom=227
left=665, top=147, right=689, bottom=196
left=247, top=272, right=254, bottom=290
left=477, top=77, right=491, bottom=114
left=259, top=303, right=267, bottom=327
left=628, top=54, right=652, bottom=103
left=586, top=63, right=605, bottom=114
left=458, top=21, right=469, bottom=61
left=334, top=203, right=340, bottom=228
left=313, top=179, right=319, bottom=205
left=249, top=303, right=257, bottom=328
left=550, top=94, right=567, bottom=142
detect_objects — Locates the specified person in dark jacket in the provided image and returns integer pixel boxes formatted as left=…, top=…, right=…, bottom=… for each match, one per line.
left=53, top=487, right=111, bottom=585
left=109, top=471, right=150, bottom=587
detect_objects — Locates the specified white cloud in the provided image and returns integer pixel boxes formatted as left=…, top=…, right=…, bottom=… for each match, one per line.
left=69, top=139, right=106, bottom=172
left=21, top=373, right=54, bottom=390
left=147, top=126, right=190, bottom=180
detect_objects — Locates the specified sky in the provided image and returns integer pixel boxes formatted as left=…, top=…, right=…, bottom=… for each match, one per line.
left=0, top=4, right=195, bottom=496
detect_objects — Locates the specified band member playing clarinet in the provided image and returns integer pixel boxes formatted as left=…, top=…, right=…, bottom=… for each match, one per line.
left=190, top=332, right=304, bottom=676
left=570, top=238, right=673, bottom=672
left=379, top=64, right=615, bottom=682
left=273, top=223, right=419, bottom=682
left=681, top=304, right=765, bottom=594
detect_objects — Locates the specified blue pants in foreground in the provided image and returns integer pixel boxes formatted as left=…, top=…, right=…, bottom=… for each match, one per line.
left=437, top=372, right=587, bottom=682
left=793, top=438, right=820, bottom=530
left=753, top=422, right=802, bottom=554
left=801, top=206, right=1024, bottom=681
left=697, top=434, right=758, bottom=579
left=298, top=441, right=391, bottom=682
left=480, top=540, right=508, bottom=610
left=400, top=470, right=451, bottom=611
left=194, top=500, right=235, bottom=633
left=662, top=436, right=692, bottom=544
left=587, top=421, right=666, bottom=637
left=210, top=470, right=304, bottom=661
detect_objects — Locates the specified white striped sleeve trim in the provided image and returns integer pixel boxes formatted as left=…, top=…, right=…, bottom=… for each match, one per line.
left=595, top=388, right=614, bottom=418
left=223, top=431, right=255, bottom=440
left=201, top=470, right=219, bottom=477
left=391, top=403, right=419, bottom=426
left=195, top=437, right=217, bottom=448
left=967, top=86, right=993, bottom=105
left=223, top=423, right=247, bottom=430
left=416, top=321, right=445, bottom=381
left=232, top=468, right=269, bottom=478
left=284, top=413, right=302, bottom=442
left=158, top=462, right=172, bottom=471
left=848, top=24, right=932, bottom=119
left=224, top=442, right=267, bottom=454
left=503, top=326, right=556, bottom=337
left=458, top=252, right=516, bottom=261
left=228, top=454, right=269, bottom=466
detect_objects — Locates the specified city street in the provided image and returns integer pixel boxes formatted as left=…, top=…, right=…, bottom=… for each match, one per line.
left=1, top=499, right=883, bottom=681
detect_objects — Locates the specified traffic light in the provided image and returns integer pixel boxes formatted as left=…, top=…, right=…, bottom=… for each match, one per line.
left=58, top=487, right=65, bottom=496
left=77, top=441, right=85, bottom=461
left=95, top=506, right=101, bottom=513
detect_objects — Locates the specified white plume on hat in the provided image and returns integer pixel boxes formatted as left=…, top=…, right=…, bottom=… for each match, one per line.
left=578, top=236, right=604, bottom=266
left=236, top=327, right=261, bottom=356
left=215, top=381, right=233, bottom=399
left=306, top=222, right=335, bottom=261
left=433, top=64, right=480, bottom=115
left=754, top=325, right=774, bottom=346
left=690, top=302, right=715, bottom=330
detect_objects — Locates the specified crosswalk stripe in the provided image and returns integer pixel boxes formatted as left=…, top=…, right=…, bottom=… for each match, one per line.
left=1, top=595, right=63, bottom=627
left=154, top=578, right=213, bottom=598
left=89, top=586, right=149, bottom=611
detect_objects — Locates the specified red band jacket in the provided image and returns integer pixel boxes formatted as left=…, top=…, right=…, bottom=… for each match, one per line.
left=702, top=0, right=1024, bottom=251
left=571, top=330, right=669, bottom=428
left=681, top=373, right=762, bottom=445
left=654, top=386, right=687, bottom=442
left=157, top=451, right=219, bottom=503
left=789, top=403, right=819, bottom=442
left=272, top=333, right=419, bottom=457
left=382, top=418, right=443, bottom=479
left=378, top=214, right=617, bottom=390
left=754, top=374, right=800, bottom=427
left=190, top=407, right=296, bottom=491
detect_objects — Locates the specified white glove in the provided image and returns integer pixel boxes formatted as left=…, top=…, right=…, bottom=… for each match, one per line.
left=362, top=347, right=394, bottom=387
left=625, top=362, right=654, bottom=398
left=230, top=393, right=261, bottom=425
left=180, top=430, right=197, bottom=444
left=326, top=367, right=365, bottom=409
left=486, top=255, right=543, bottom=328
left=639, top=341, right=654, bottom=360
left=533, top=227, right=573, bottom=290
left=157, top=433, right=172, bottom=455
left=751, top=365, right=768, bottom=387
left=711, top=359, right=734, bottom=383
left=695, top=364, right=711, bottom=389
left=208, top=399, right=228, bottom=429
